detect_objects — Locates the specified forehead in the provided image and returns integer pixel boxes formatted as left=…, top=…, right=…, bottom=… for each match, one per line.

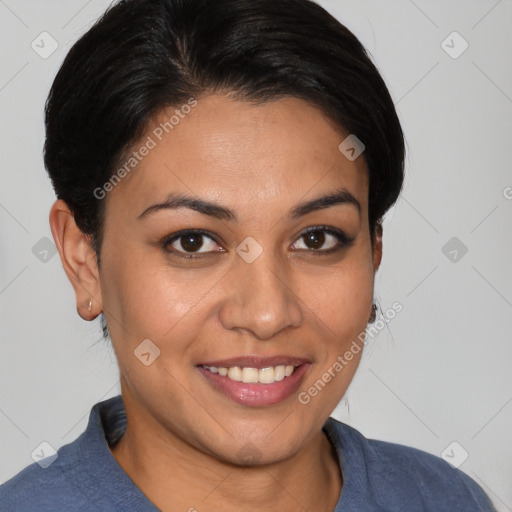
left=104, top=94, right=369, bottom=221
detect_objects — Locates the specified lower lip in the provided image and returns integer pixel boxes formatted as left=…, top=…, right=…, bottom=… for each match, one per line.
left=197, top=364, right=311, bottom=407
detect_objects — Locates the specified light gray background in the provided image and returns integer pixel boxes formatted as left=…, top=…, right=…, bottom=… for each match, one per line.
left=0, top=0, right=511, bottom=510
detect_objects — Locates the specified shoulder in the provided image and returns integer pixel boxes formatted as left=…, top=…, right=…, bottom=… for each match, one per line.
left=324, top=417, right=497, bottom=511
left=0, top=395, right=129, bottom=512
left=0, top=438, right=92, bottom=512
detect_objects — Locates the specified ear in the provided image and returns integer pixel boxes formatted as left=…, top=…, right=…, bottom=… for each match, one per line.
left=371, top=220, right=383, bottom=273
left=49, top=199, right=102, bottom=320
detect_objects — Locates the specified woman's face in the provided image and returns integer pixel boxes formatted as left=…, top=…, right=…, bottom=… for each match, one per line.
left=95, top=94, right=380, bottom=464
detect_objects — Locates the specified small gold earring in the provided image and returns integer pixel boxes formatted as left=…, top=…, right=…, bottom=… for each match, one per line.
left=88, top=300, right=93, bottom=313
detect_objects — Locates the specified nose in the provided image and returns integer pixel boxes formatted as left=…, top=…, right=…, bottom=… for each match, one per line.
left=219, top=250, right=303, bottom=340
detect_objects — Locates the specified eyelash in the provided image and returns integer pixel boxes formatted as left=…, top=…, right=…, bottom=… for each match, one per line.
left=161, top=226, right=355, bottom=259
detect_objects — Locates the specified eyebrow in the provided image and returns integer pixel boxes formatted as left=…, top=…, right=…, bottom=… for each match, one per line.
left=137, top=187, right=361, bottom=222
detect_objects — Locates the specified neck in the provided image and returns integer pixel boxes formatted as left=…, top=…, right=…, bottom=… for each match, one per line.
left=110, top=398, right=342, bottom=512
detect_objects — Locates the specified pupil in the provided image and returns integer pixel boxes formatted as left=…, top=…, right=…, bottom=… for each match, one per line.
left=181, top=233, right=203, bottom=252
left=305, top=231, right=325, bottom=249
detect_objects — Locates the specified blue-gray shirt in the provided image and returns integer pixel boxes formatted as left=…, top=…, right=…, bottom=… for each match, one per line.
left=0, top=395, right=496, bottom=511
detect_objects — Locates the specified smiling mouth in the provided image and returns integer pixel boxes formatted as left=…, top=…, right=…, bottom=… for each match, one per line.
left=196, top=358, right=311, bottom=407
left=199, top=364, right=298, bottom=384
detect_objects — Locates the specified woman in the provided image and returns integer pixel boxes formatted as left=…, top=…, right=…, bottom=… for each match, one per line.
left=0, top=0, right=497, bottom=510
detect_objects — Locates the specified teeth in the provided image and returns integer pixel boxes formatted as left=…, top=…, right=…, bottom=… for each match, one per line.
left=274, top=365, right=285, bottom=382
left=242, top=367, right=259, bottom=383
left=228, top=367, right=242, bottom=381
left=258, top=367, right=275, bottom=384
left=203, top=364, right=297, bottom=384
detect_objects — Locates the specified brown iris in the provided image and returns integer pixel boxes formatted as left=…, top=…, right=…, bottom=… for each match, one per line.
left=304, top=230, right=325, bottom=250
left=180, top=233, right=204, bottom=252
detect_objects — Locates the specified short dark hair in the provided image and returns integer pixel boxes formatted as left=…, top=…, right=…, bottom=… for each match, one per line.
left=44, top=0, right=405, bottom=338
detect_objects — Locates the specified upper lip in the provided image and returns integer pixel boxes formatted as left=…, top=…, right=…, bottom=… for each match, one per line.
left=197, top=355, right=311, bottom=369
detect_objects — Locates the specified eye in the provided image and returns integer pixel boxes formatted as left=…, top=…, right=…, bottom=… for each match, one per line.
left=162, top=226, right=354, bottom=259
left=163, top=230, right=224, bottom=258
left=291, top=226, right=354, bottom=253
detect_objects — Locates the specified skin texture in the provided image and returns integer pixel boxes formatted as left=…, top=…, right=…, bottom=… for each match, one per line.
left=50, top=94, right=382, bottom=512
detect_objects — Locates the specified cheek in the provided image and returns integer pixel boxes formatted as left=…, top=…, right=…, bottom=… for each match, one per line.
left=101, top=247, right=222, bottom=351
left=102, top=232, right=375, bottom=355
left=301, top=260, right=374, bottom=340
left=296, top=261, right=373, bottom=413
